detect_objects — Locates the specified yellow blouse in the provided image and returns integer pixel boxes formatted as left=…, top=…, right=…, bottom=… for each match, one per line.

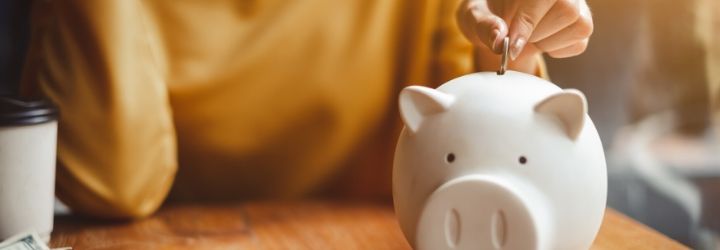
left=21, top=0, right=544, bottom=218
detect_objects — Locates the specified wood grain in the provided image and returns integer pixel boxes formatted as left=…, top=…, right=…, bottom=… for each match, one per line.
left=591, top=209, right=688, bottom=250
left=49, top=202, right=687, bottom=250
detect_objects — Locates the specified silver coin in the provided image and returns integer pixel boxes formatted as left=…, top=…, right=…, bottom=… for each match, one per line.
left=497, top=37, right=509, bottom=75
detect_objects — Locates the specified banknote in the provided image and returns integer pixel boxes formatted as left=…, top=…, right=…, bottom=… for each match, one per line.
left=0, top=232, right=48, bottom=250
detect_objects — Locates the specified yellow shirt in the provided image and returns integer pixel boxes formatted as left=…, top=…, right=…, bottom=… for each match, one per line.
left=21, top=0, right=543, bottom=218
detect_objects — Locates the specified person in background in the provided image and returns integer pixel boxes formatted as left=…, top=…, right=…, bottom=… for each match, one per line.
left=18, top=0, right=593, bottom=218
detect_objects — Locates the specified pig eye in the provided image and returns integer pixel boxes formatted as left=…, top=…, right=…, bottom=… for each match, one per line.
left=446, top=153, right=455, bottom=163
left=518, top=156, right=527, bottom=164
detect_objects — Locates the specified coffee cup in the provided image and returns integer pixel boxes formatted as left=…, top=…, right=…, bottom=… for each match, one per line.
left=0, top=96, right=57, bottom=243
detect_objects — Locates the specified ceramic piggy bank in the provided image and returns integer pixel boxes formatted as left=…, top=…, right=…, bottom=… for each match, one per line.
left=393, top=71, right=607, bottom=250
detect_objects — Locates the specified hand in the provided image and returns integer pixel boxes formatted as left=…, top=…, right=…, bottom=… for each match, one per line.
left=457, top=0, right=593, bottom=60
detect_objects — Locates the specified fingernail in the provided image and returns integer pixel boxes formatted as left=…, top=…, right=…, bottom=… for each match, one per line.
left=490, top=29, right=500, bottom=52
left=510, top=37, right=526, bottom=60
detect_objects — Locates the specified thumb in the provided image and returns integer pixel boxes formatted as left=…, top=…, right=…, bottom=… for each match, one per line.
left=508, top=0, right=553, bottom=59
left=457, top=0, right=508, bottom=53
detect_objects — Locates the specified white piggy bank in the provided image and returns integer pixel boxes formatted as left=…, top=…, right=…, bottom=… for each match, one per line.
left=393, top=71, right=607, bottom=250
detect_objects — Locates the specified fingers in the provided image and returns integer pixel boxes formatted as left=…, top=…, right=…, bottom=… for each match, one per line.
left=528, top=0, right=579, bottom=43
left=547, top=39, right=589, bottom=58
left=507, top=0, right=554, bottom=59
left=533, top=7, right=593, bottom=53
left=455, top=0, right=593, bottom=59
left=457, top=0, right=509, bottom=53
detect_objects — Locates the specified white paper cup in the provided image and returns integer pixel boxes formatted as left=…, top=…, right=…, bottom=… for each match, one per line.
left=0, top=97, right=57, bottom=243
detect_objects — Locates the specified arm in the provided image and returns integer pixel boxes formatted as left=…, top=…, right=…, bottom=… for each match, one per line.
left=21, top=0, right=176, bottom=219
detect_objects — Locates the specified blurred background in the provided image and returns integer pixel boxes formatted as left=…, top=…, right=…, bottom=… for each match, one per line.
left=0, top=0, right=30, bottom=96
left=1, top=0, right=719, bottom=248
left=546, top=0, right=720, bottom=248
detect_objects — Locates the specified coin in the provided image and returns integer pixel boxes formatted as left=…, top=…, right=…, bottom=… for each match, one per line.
left=497, top=37, right=509, bottom=75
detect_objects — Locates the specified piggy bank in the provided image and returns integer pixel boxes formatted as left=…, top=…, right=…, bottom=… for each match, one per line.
left=393, top=71, right=607, bottom=250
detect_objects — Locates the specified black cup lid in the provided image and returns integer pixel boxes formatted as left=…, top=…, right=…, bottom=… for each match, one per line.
left=0, top=96, right=57, bottom=126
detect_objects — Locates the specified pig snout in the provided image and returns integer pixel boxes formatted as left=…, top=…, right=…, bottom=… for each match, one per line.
left=415, top=175, right=547, bottom=250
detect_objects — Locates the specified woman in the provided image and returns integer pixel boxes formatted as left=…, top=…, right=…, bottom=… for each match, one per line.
left=20, top=0, right=593, bottom=218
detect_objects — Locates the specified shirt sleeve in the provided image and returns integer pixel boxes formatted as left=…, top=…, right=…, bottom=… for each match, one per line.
left=429, top=0, right=476, bottom=85
left=21, top=0, right=177, bottom=219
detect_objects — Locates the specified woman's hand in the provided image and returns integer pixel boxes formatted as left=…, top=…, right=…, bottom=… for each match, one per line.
left=457, top=0, right=593, bottom=65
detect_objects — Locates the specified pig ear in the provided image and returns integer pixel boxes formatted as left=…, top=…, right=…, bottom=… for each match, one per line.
left=534, top=89, right=587, bottom=141
left=399, top=86, right=455, bottom=133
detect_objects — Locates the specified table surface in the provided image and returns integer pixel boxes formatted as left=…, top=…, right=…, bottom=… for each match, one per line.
left=49, top=202, right=688, bottom=250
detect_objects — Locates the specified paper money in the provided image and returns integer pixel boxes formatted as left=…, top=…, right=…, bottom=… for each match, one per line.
left=0, top=232, right=48, bottom=250
left=0, top=232, right=70, bottom=250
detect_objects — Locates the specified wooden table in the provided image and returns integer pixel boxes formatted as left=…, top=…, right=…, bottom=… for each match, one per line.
left=49, top=202, right=687, bottom=249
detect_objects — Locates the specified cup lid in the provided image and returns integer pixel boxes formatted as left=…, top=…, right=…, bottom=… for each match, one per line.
left=0, top=96, right=57, bottom=126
